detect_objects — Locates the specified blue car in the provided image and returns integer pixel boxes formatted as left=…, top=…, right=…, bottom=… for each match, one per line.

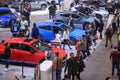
left=32, top=22, right=85, bottom=45
left=0, top=7, right=18, bottom=27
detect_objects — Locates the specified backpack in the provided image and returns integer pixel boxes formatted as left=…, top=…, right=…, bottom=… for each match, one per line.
left=105, top=28, right=113, bottom=35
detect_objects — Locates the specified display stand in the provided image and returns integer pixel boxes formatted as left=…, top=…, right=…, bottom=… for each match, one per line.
left=40, top=60, right=53, bottom=80
left=19, top=62, right=26, bottom=79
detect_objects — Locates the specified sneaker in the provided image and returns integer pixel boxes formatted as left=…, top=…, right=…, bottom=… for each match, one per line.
left=4, top=68, right=8, bottom=72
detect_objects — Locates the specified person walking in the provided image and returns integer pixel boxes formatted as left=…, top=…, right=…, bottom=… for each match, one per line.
left=3, top=0, right=8, bottom=7
left=62, top=29, right=72, bottom=50
left=75, top=40, right=81, bottom=55
left=31, top=23, right=39, bottom=39
left=4, top=43, right=11, bottom=71
left=55, top=52, right=63, bottom=80
left=80, top=35, right=87, bottom=59
left=105, top=24, right=113, bottom=48
left=76, top=52, right=85, bottom=80
left=55, top=30, right=62, bottom=48
left=98, top=19, right=104, bottom=39
left=64, top=53, right=77, bottom=80
left=110, top=46, right=120, bottom=76
left=111, top=14, right=117, bottom=34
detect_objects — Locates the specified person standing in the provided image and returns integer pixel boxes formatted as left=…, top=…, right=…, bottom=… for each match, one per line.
left=64, top=53, right=77, bottom=80
left=98, top=19, right=104, bottom=39
left=4, top=43, right=11, bottom=71
left=60, top=0, right=65, bottom=10
left=9, top=15, right=17, bottom=34
left=55, top=52, right=62, bottom=80
left=76, top=52, right=85, bottom=80
left=105, top=24, right=113, bottom=48
left=62, top=29, right=72, bottom=50
left=48, top=4, right=56, bottom=19
left=3, top=0, right=8, bottom=7
left=46, top=45, right=54, bottom=60
left=110, top=46, right=120, bottom=76
left=31, top=23, right=39, bottom=39
left=68, top=15, right=74, bottom=29
left=24, top=25, right=30, bottom=37
left=11, top=20, right=20, bottom=37
left=20, top=16, right=28, bottom=32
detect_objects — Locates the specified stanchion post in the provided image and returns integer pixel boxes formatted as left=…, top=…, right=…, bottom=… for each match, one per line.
left=20, top=61, right=26, bottom=79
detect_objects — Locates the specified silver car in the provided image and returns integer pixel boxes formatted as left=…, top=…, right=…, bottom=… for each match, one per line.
left=12, top=0, right=48, bottom=10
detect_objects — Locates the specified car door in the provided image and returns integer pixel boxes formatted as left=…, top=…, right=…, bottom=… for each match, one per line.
left=18, top=43, right=40, bottom=63
left=39, top=25, right=55, bottom=41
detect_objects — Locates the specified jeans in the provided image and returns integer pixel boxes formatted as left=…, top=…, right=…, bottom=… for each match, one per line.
left=56, top=69, right=62, bottom=80
left=112, top=62, right=119, bottom=75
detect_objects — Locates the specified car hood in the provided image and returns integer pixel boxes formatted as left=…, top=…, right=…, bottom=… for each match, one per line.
left=52, top=46, right=67, bottom=59
left=69, top=29, right=85, bottom=40
left=81, top=17, right=94, bottom=23
left=0, top=15, right=12, bottom=22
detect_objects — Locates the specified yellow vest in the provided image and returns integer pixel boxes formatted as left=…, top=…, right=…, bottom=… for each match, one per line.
left=118, top=34, right=120, bottom=41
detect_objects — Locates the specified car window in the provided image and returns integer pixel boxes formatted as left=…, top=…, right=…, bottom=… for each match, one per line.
left=53, top=26, right=62, bottom=33
left=10, top=43, right=20, bottom=49
left=39, top=26, right=51, bottom=30
left=32, top=40, right=48, bottom=52
left=60, top=14, right=70, bottom=17
left=20, top=44, right=35, bottom=53
left=72, top=14, right=80, bottom=19
left=0, top=10, right=12, bottom=16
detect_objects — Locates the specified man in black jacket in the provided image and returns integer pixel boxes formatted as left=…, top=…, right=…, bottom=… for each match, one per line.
left=4, top=43, right=11, bottom=71
left=64, top=53, right=77, bottom=80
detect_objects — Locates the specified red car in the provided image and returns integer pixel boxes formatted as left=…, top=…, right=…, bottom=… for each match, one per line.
left=0, top=38, right=67, bottom=64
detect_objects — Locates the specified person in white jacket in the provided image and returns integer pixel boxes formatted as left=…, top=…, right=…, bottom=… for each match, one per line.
left=62, top=29, right=72, bottom=50
left=55, top=30, right=62, bottom=48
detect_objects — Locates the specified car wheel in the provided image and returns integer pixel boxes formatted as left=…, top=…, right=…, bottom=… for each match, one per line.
left=41, top=4, right=46, bottom=10
left=69, top=38, right=76, bottom=45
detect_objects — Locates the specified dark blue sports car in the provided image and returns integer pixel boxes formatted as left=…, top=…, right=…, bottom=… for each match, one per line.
left=0, top=7, right=18, bottom=27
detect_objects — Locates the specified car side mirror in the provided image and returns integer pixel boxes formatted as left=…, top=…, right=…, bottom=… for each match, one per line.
left=31, top=49, right=36, bottom=54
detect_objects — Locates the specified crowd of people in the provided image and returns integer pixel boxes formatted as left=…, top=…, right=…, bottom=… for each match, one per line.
left=1, top=0, right=120, bottom=80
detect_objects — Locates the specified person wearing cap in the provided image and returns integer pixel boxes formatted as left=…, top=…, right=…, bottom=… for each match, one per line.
left=46, top=45, right=54, bottom=60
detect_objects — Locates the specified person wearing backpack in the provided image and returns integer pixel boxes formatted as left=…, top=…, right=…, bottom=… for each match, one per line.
left=105, top=24, right=113, bottom=48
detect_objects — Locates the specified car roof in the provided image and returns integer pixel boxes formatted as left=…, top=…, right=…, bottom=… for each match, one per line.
left=56, top=10, right=77, bottom=14
left=3, top=38, right=37, bottom=45
left=36, top=22, right=64, bottom=27
left=0, top=7, right=10, bottom=11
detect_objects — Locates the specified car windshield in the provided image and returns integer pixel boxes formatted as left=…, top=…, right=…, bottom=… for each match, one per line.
left=79, top=12, right=88, bottom=18
left=32, top=40, right=48, bottom=52
left=90, top=6, right=99, bottom=11
left=61, top=24, right=73, bottom=31
left=0, top=10, right=12, bottom=16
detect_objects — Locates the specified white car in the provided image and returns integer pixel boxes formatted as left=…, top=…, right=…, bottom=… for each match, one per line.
left=71, top=5, right=109, bottom=20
